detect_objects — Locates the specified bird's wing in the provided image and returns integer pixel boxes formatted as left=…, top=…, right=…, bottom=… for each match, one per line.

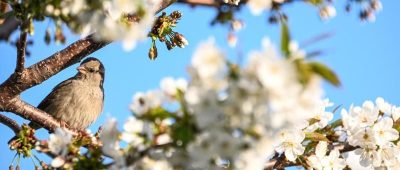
left=37, top=77, right=74, bottom=110
left=29, top=77, right=75, bottom=130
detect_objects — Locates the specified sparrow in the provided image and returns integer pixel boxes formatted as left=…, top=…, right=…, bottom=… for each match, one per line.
left=29, top=57, right=105, bottom=130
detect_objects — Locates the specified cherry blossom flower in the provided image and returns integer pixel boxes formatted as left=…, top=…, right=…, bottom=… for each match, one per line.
left=275, top=130, right=305, bottom=162
left=100, top=118, right=125, bottom=168
left=121, top=117, right=147, bottom=146
left=48, top=128, right=72, bottom=168
left=160, top=77, right=187, bottom=97
left=191, top=38, right=226, bottom=84
left=130, top=90, right=163, bottom=115
left=372, top=117, right=399, bottom=146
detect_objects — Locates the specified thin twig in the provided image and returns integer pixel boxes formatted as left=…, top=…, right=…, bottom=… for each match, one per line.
left=300, top=31, right=335, bottom=48
left=15, top=31, right=27, bottom=73
left=0, top=113, right=21, bottom=134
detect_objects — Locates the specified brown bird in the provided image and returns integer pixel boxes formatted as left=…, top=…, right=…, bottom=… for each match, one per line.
left=30, top=57, right=105, bottom=130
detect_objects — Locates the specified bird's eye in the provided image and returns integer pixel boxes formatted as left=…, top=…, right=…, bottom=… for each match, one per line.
left=88, top=68, right=96, bottom=73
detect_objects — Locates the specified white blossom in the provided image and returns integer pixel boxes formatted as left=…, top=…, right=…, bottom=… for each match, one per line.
left=191, top=38, right=227, bottom=85
left=308, top=142, right=347, bottom=170
left=308, top=141, right=328, bottom=169
left=160, top=77, right=187, bottom=97
left=349, top=127, right=376, bottom=147
left=223, top=0, right=241, bottom=5
left=320, top=149, right=346, bottom=170
left=288, top=41, right=306, bottom=59
left=247, top=0, right=272, bottom=15
left=376, top=143, right=400, bottom=167
left=275, top=130, right=305, bottom=162
left=48, top=128, right=72, bottom=156
left=132, top=157, right=173, bottom=170
left=100, top=118, right=125, bottom=167
left=68, top=0, right=160, bottom=51
left=351, top=101, right=379, bottom=127
left=305, top=99, right=334, bottom=132
left=354, top=143, right=380, bottom=167
left=130, top=90, right=163, bottom=115
left=372, top=117, right=399, bottom=146
left=48, top=128, right=72, bottom=168
left=227, top=33, right=238, bottom=47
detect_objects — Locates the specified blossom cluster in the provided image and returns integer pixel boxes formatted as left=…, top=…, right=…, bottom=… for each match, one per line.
left=91, top=37, right=326, bottom=169
left=339, top=98, right=400, bottom=168
left=272, top=97, right=400, bottom=169
left=46, top=0, right=161, bottom=50
left=41, top=37, right=399, bottom=170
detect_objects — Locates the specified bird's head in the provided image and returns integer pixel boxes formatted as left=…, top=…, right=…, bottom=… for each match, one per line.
left=77, top=57, right=105, bottom=86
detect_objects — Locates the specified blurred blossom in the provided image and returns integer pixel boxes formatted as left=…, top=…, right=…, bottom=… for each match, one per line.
left=231, top=20, right=244, bottom=31
left=132, top=157, right=173, bottom=170
left=48, top=128, right=72, bottom=156
left=191, top=38, right=226, bottom=80
left=48, top=128, right=72, bottom=168
left=319, top=5, right=337, bottom=20
left=62, top=0, right=161, bottom=51
left=223, top=0, right=241, bottom=5
left=288, top=41, right=306, bottom=59
left=121, top=117, right=146, bottom=146
left=247, top=0, right=272, bottom=16
left=371, top=0, right=383, bottom=12
left=247, top=0, right=284, bottom=15
left=160, top=77, right=187, bottom=98
left=125, top=38, right=331, bottom=169
left=100, top=118, right=125, bottom=167
left=130, top=90, right=163, bottom=115
left=227, top=33, right=238, bottom=47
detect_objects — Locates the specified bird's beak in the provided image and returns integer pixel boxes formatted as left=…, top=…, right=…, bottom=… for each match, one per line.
left=77, top=66, right=86, bottom=73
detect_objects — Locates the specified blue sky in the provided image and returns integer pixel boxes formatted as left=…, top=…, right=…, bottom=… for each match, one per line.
left=1, top=0, right=399, bottom=169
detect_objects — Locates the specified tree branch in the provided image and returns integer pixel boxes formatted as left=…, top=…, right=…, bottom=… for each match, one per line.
left=6, top=98, right=74, bottom=133
left=177, top=0, right=220, bottom=7
left=15, top=31, right=27, bottom=73
left=0, top=113, right=21, bottom=134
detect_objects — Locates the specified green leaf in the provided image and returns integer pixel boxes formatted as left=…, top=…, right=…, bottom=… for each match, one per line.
left=171, top=122, right=195, bottom=147
left=305, top=132, right=329, bottom=142
left=308, top=0, right=324, bottom=5
left=295, top=59, right=313, bottom=85
left=280, top=21, right=291, bottom=57
left=308, top=62, right=341, bottom=86
left=329, top=119, right=343, bottom=129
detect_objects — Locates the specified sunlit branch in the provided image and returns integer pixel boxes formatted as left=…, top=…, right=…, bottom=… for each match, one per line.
left=0, top=113, right=20, bottom=134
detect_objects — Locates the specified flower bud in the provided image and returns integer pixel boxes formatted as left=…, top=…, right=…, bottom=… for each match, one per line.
left=174, top=33, right=189, bottom=48
left=319, top=5, right=336, bottom=20
left=148, top=44, right=158, bottom=60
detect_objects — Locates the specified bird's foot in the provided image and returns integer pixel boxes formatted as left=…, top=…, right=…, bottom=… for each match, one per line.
left=59, top=120, right=71, bottom=129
